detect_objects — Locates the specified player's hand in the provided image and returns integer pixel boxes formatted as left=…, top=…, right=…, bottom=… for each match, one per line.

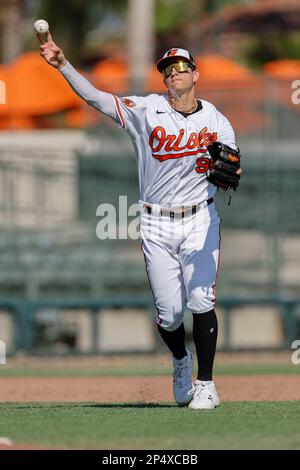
left=37, top=31, right=67, bottom=69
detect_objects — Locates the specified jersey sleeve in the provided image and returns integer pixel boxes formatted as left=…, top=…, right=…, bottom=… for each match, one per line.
left=113, top=95, right=147, bottom=141
left=59, top=63, right=147, bottom=140
left=59, top=62, right=117, bottom=118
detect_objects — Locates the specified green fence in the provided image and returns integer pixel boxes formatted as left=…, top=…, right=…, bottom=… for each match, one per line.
left=1, top=297, right=299, bottom=354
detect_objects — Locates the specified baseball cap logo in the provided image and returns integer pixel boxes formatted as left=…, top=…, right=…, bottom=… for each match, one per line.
left=167, top=49, right=179, bottom=57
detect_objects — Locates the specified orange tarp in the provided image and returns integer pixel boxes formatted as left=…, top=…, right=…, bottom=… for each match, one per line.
left=93, top=58, right=129, bottom=93
left=146, top=65, right=166, bottom=93
left=65, top=106, right=101, bottom=128
left=0, top=64, right=36, bottom=128
left=0, top=51, right=82, bottom=118
left=263, top=60, right=300, bottom=78
left=195, top=54, right=251, bottom=80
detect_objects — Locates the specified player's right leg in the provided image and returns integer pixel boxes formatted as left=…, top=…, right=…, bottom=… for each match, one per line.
left=140, top=232, right=193, bottom=406
left=141, top=236, right=186, bottom=332
left=179, top=203, right=221, bottom=409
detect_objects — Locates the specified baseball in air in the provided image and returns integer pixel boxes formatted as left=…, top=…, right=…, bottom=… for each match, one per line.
left=34, top=19, right=49, bottom=34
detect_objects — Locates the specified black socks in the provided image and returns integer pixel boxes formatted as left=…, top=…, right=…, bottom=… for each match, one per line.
left=193, top=309, right=218, bottom=381
left=157, top=322, right=187, bottom=360
left=157, top=309, right=218, bottom=379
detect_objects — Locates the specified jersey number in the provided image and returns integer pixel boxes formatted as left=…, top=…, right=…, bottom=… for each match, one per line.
left=195, top=157, right=214, bottom=174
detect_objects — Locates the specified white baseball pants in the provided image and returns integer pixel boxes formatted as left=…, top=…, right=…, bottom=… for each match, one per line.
left=140, top=201, right=220, bottom=331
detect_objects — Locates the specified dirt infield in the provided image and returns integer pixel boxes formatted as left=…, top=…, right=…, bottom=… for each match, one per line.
left=0, top=375, right=299, bottom=402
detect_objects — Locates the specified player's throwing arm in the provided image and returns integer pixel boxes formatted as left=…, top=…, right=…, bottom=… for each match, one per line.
left=35, top=20, right=119, bottom=119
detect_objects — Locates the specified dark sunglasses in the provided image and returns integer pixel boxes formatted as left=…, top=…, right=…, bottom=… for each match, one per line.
left=162, top=61, right=191, bottom=79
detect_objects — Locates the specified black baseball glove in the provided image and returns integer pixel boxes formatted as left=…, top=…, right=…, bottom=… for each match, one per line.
left=206, top=141, right=241, bottom=191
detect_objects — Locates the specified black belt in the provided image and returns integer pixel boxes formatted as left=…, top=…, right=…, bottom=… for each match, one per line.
left=145, top=197, right=214, bottom=218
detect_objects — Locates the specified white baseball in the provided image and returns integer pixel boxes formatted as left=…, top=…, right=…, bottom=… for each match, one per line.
left=34, top=19, right=49, bottom=34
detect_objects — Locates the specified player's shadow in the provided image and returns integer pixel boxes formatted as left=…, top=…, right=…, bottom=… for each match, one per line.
left=8, top=403, right=176, bottom=410
left=82, top=403, right=176, bottom=409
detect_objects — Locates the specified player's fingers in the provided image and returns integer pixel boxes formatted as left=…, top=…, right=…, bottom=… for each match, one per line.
left=52, top=44, right=60, bottom=53
left=47, top=31, right=54, bottom=43
left=37, top=32, right=50, bottom=46
left=237, top=169, right=242, bottom=175
left=36, top=32, right=44, bottom=44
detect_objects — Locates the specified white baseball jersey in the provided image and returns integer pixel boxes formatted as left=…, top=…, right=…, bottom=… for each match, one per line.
left=59, top=62, right=237, bottom=208
left=114, top=94, right=236, bottom=207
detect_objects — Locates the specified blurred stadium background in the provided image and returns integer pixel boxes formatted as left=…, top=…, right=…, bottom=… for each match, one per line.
left=0, top=0, right=300, bottom=356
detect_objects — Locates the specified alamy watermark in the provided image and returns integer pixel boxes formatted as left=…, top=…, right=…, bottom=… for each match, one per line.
left=95, top=195, right=214, bottom=241
left=0, top=80, right=6, bottom=105
left=96, top=197, right=140, bottom=240
left=291, top=340, right=300, bottom=365
left=291, top=80, right=300, bottom=105
left=0, top=340, right=6, bottom=365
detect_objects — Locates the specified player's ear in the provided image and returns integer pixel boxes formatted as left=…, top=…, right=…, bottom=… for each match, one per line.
left=192, top=69, right=199, bottom=84
left=163, top=77, right=168, bottom=88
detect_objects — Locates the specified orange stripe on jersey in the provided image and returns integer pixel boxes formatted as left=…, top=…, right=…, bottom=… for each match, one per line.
left=113, top=95, right=126, bottom=129
left=152, top=150, right=202, bottom=162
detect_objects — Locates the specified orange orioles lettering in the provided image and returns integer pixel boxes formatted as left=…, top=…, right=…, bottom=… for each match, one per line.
left=149, top=126, right=217, bottom=162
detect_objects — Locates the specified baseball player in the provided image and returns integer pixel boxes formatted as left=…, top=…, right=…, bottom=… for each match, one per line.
left=37, top=32, right=241, bottom=409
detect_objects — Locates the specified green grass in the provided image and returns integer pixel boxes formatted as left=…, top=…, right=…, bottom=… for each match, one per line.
left=0, top=363, right=299, bottom=377
left=0, top=402, right=299, bottom=450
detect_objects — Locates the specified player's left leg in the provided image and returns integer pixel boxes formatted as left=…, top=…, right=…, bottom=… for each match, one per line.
left=189, top=309, right=220, bottom=409
left=179, top=202, right=221, bottom=409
